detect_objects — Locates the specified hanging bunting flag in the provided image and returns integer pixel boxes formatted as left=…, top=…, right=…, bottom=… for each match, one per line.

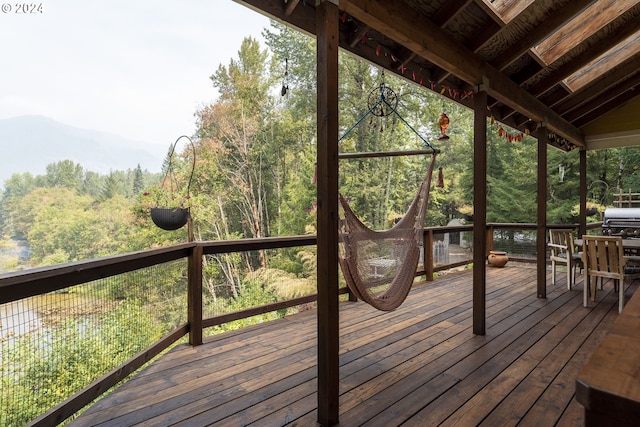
left=349, top=23, right=535, bottom=142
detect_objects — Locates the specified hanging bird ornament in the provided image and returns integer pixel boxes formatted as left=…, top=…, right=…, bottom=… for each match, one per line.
left=437, top=112, right=450, bottom=140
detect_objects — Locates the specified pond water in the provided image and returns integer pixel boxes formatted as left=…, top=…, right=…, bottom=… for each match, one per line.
left=0, top=299, right=42, bottom=338
left=0, top=293, right=104, bottom=359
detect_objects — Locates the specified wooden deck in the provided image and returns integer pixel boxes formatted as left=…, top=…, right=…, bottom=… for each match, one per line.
left=70, top=264, right=636, bottom=426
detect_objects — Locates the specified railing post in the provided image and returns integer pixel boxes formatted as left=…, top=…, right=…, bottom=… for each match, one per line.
left=424, top=229, right=434, bottom=281
left=347, top=286, right=358, bottom=302
left=486, top=225, right=494, bottom=254
left=188, top=244, right=203, bottom=346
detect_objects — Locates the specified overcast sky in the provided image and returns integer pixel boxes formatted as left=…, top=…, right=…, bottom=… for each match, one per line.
left=0, top=0, right=271, bottom=147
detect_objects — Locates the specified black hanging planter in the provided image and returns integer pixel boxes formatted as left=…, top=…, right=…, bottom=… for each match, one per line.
left=148, top=135, right=196, bottom=231
left=150, top=207, right=190, bottom=230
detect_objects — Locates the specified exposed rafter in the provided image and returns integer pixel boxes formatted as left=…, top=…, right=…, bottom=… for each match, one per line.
left=340, top=0, right=585, bottom=146
left=490, top=0, right=597, bottom=71
left=525, top=6, right=640, bottom=97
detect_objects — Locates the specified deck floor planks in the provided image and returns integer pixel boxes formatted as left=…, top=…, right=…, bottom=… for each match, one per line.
left=478, top=286, right=622, bottom=426
left=303, top=270, right=549, bottom=425
left=94, top=340, right=321, bottom=426
left=396, top=288, right=586, bottom=426
left=441, top=291, right=604, bottom=425
left=347, top=289, right=569, bottom=425
left=69, top=265, right=636, bottom=427
left=518, top=288, right=624, bottom=427
left=158, top=272, right=482, bottom=425
left=80, top=321, right=322, bottom=425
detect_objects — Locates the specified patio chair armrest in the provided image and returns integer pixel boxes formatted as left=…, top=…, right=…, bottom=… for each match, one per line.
left=548, top=243, right=568, bottom=249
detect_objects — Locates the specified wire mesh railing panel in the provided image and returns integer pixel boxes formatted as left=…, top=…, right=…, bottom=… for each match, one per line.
left=202, top=246, right=318, bottom=334
left=429, top=231, right=474, bottom=268
left=493, top=229, right=537, bottom=260
left=0, top=260, right=187, bottom=427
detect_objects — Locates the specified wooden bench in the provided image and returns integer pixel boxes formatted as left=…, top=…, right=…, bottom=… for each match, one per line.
left=576, top=289, right=640, bottom=426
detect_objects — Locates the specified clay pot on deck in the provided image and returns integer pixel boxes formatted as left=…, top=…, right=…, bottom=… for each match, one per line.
left=487, top=250, right=509, bottom=267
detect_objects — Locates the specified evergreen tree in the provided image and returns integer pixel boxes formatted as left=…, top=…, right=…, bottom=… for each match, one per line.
left=132, top=164, right=144, bottom=195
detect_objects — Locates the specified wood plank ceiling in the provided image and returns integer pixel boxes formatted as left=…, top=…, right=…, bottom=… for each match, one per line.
left=235, top=0, right=640, bottom=151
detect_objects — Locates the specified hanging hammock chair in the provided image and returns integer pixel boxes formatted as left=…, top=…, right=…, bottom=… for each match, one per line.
left=338, top=80, right=440, bottom=311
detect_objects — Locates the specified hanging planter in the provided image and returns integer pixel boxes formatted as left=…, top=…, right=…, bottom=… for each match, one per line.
left=145, top=135, right=196, bottom=231
left=150, top=207, right=190, bottom=230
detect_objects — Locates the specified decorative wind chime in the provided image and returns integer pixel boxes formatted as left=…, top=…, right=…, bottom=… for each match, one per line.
left=437, top=112, right=450, bottom=141
left=281, top=58, right=289, bottom=97
left=434, top=111, right=449, bottom=188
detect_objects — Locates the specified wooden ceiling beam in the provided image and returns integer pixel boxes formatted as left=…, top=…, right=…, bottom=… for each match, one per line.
left=341, top=0, right=584, bottom=146
left=349, top=23, right=370, bottom=48
left=235, top=0, right=317, bottom=35
left=553, top=54, right=640, bottom=114
left=432, top=0, right=473, bottom=27
left=284, top=0, right=300, bottom=16
left=573, top=85, right=640, bottom=128
left=491, top=0, right=597, bottom=71
left=526, top=5, right=640, bottom=96
left=566, top=73, right=640, bottom=124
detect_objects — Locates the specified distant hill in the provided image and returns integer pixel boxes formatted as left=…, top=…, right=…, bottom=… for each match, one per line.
left=0, top=115, right=165, bottom=187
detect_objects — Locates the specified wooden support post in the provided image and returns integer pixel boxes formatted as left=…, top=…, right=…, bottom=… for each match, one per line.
left=316, top=1, right=340, bottom=425
left=579, top=149, right=587, bottom=238
left=537, top=126, right=549, bottom=299
left=473, top=87, right=487, bottom=336
left=188, top=244, right=203, bottom=346
left=424, top=229, right=434, bottom=281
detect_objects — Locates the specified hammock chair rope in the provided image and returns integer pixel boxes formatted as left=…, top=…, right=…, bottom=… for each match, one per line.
left=339, top=80, right=440, bottom=311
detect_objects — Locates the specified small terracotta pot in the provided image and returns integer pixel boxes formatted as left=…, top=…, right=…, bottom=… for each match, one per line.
left=487, top=250, right=509, bottom=267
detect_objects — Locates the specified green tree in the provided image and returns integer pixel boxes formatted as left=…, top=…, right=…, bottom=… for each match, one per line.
left=45, top=160, right=84, bottom=190
left=102, top=171, right=127, bottom=200
left=197, top=37, right=276, bottom=246
left=0, top=172, right=36, bottom=236
left=132, top=164, right=144, bottom=195
left=81, top=171, right=105, bottom=199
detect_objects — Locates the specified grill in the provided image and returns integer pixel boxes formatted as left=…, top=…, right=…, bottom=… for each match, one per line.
left=602, top=208, right=640, bottom=238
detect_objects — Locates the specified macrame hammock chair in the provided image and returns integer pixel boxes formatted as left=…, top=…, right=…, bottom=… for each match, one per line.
left=338, top=81, right=440, bottom=311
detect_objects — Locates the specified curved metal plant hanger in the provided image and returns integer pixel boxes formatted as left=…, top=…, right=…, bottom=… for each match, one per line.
left=150, top=135, right=196, bottom=231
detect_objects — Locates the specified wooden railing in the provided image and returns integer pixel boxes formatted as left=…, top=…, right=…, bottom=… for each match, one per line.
left=613, top=189, right=640, bottom=208
left=0, top=223, right=602, bottom=426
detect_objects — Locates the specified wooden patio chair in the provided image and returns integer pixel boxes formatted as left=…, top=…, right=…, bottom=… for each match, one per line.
left=548, top=228, right=582, bottom=290
left=581, top=235, right=640, bottom=314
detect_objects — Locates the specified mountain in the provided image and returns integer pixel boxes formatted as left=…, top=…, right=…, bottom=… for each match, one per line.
left=0, top=115, right=165, bottom=187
